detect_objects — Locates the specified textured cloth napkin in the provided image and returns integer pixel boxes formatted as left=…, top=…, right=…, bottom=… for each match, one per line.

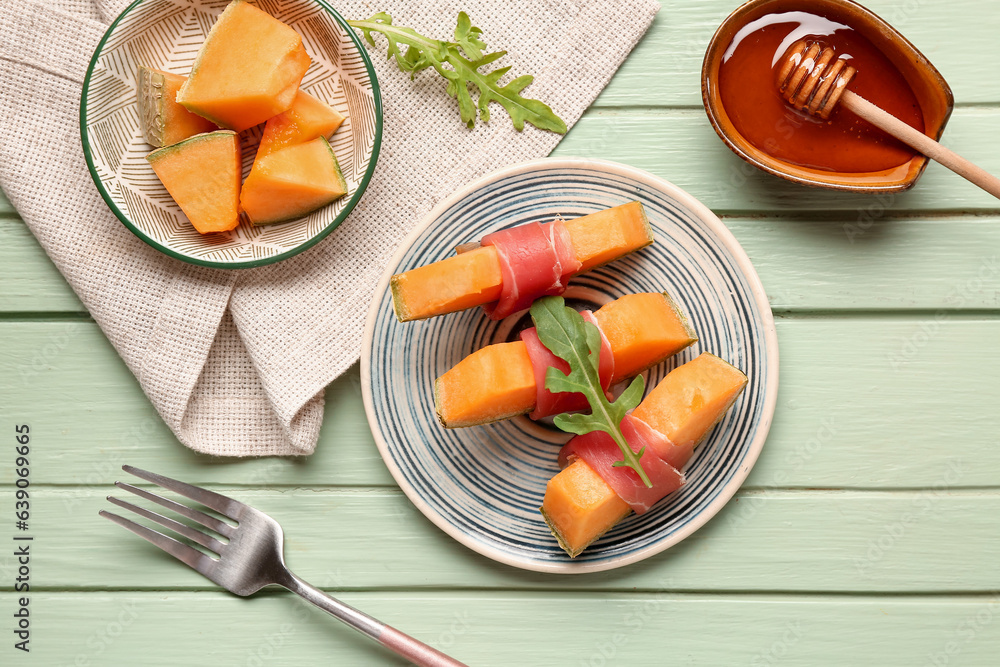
left=0, top=0, right=658, bottom=456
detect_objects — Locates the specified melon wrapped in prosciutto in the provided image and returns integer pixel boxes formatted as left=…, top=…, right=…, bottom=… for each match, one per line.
left=390, top=202, right=654, bottom=322
left=541, top=353, right=748, bottom=557
left=434, top=292, right=697, bottom=428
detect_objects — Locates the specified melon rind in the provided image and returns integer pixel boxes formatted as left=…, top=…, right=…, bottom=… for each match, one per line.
left=137, top=66, right=217, bottom=147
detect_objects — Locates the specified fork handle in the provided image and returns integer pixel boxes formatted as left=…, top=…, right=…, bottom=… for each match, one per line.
left=281, top=573, right=470, bottom=667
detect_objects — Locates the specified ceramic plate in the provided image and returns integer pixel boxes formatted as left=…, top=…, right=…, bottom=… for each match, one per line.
left=361, top=158, right=779, bottom=573
left=80, top=0, right=381, bottom=268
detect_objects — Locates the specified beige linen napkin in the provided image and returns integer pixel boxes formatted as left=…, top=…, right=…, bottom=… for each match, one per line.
left=0, top=0, right=658, bottom=456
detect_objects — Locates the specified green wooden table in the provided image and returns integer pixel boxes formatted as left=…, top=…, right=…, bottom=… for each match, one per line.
left=3, top=1, right=1000, bottom=664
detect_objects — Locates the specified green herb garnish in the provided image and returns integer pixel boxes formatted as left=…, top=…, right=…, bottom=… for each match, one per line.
left=530, top=296, right=651, bottom=487
left=348, top=12, right=567, bottom=134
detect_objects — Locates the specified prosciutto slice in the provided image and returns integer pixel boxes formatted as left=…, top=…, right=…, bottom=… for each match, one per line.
left=519, top=311, right=614, bottom=420
left=626, top=414, right=695, bottom=470
left=558, top=414, right=686, bottom=514
left=481, top=220, right=581, bottom=320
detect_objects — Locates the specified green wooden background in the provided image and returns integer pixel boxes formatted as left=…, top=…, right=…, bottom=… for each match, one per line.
left=3, top=0, right=1000, bottom=664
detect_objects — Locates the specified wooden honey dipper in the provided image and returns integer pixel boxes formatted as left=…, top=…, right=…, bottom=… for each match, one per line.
left=776, top=40, right=1000, bottom=199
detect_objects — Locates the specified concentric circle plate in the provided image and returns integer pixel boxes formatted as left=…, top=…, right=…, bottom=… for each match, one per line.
left=362, top=158, right=778, bottom=573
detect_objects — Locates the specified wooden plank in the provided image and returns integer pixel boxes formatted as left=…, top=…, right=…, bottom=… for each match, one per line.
left=0, top=321, right=394, bottom=488
left=553, top=107, right=1000, bottom=213
left=6, top=591, right=1000, bottom=665
left=1, top=316, right=998, bottom=489
left=0, top=218, right=85, bottom=313
left=597, top=0, right=1000, bottom=107
left=5, top=111, right=1000, bottom=314
left=10, top=487, right=1000, bottom=592
left=727, top=217, right=1000, bottom=312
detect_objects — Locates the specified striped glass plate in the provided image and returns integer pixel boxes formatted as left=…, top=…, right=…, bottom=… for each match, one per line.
left=362, top=158, right=779, bottom=573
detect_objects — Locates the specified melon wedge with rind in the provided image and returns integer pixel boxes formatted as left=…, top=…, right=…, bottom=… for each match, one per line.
left=240, top=136, right=348, bottom=227
left=390, top=201, right=653, bottom=322
left=434, top=292, right=697, bottom=429
left=542, top=352, right=748, bottom=557
left=146, top=130, right=241, bottom=234
left=254, top=90, right=346, bottom=165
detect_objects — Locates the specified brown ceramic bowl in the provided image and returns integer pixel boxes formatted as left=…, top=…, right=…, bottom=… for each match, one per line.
left=702, top=0, right=954, bottom=193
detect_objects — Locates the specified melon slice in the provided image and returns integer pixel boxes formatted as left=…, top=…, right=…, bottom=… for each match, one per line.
left=254, top=90, right=345, bottom=164
left=137, top=67, right=218, bottom=147
left=146, top=130, right=241, bottom=234
left=434, top=292, right=696, bottom=428
left=563, top=200, right=654, bottom=272
left=597, top=292, right=697, bottom=382
left=541, top=353, right=747, bottom=557
left=540, top=459, right=631, bottom=558
left=632, top=352, right=749, bottom=446
left=176, top=0, right=311, bottom=132
left=391, top=201, right=653, bottom=322
left=434, top=342, right=536, bottom=427
left=240, top=136, right=347, bottom=226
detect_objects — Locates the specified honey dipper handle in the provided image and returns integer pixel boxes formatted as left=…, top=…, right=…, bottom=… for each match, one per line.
left=841, top=90, right=1000, bottom=200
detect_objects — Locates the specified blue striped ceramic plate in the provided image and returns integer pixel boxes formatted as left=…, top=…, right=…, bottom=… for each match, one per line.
left=361, top=158, right=778, bottom=573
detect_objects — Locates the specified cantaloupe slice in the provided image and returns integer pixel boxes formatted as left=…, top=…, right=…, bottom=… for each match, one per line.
left=391, top=201, right=653, bottom=322
left=540, top=459, right=631, bottom=558
left=563, top=201, right=653, bottom=272
left=597, top=292, right=697, bottom=382
left=240, top=136, right=347, bottom=226
left=137, top=67, right=218, bottom=147
left=632, top=352, right=749, bottom=447
left=541, top=353, right=747, bottom=557
left=434, top=342, right=536, bottom=427
left=434, top=292, right=696, bottom=428
left=254, top=90, right=345, bottom=164
left=146, top=130, right=241, bottom=234
left=176, top=0, right=311, bottom=132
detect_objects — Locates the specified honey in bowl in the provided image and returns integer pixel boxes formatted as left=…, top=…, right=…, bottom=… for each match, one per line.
left=701, top=0, right=953, bottom=192
left=719, top=9, right=924, bottom=173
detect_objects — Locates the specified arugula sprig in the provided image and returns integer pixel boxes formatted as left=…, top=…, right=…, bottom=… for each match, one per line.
left=530, top=296, right=651, bottom=487
left=348, top=12, right=567, bottom=134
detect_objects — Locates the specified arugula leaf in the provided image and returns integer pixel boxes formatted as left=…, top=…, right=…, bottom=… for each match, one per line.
left=348, top=12, right=567, bottom=134
left=530, top=296, right=651, bottom=487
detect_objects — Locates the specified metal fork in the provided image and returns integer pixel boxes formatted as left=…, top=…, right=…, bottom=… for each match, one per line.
left=100, top=465, right=468, bottom=667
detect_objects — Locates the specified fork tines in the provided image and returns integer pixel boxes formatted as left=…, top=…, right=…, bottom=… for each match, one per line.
left=99, top=465, right=243, bottom=575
